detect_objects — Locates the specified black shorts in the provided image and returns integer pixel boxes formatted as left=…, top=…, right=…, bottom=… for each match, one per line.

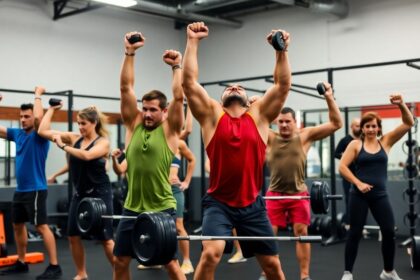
left=114, top=208, right=177, bottom=259
left=67, top=188, right=114, bottom=241
left=201, top=194, right=278, bottom=258
left=12, top=190, right=48, bottom=225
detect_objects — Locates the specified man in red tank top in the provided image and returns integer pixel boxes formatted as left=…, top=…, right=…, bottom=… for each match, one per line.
left=182, top=21, right=291, bottom=280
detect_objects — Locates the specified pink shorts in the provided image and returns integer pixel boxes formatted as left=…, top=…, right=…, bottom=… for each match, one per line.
left=265, top=190, right=311, bottom=228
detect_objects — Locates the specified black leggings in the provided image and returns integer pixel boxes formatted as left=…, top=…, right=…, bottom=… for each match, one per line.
left=344, top=192, right=395, bottom=272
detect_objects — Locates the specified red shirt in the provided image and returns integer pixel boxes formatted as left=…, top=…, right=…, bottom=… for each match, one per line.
left=206, top=112, right=266, bottom=207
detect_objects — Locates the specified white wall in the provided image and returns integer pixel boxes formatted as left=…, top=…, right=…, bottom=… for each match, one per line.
left=0, top=0, right=182, bottom=112
left=198, top=0, right=420, bottom=110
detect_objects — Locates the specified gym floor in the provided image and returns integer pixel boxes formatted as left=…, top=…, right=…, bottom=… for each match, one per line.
left=0, top=233, right=419, bottom=280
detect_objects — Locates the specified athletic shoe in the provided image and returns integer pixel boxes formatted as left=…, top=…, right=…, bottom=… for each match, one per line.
left=380, top=269, right=403, bottom=280
left=0, top=260, right=29, bottom=275
left=137, top=264, right=162, bottom=270
left=341, top=271, right=353, bottom=280
left=258, top=274, right=267, bottom=280
left=36, top=264, right=62, bottom=279
left=227, top=251, right=247, bottom=264
left=302, top=277, right=312, bottom=280
left=180, top=261, right=194, bottom=275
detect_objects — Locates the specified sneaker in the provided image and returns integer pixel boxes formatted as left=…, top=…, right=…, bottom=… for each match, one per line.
left=341, top=271, right=353, bottom=280
left=379, top=270, right=403, bottom=280
left=302, top=278, right=312, bottom=280
left=258, top=274, right=267, bottom=280
left=0, top=260, right=29, bottom=275
left=137, top=264, right=162, bottom=270
left=180, top=261, right=194, bottom=275
left=227, top=251, right=247, bottom=264
left=36, top=264, right=62, bottom=279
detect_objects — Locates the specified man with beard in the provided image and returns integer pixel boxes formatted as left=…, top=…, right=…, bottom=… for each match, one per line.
left=263, top=83, right=342, bottom=280
left=113, top=32, right=185, bottom=280
left=182, top=22, right=291, bottom=280
left=334, top=118, right=361, bottom=226
left=0, top=89, right=62, bottom=279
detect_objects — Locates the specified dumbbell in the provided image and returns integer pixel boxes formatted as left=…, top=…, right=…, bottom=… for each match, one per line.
left=127, top=33, right=143, bottom=44
left=49, top=98, right=62, bottom=107
left=271, top=31, right=286, bottom=51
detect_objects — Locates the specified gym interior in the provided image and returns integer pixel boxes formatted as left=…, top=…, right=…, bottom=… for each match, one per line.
left=0, top=0, right=419, bottom=279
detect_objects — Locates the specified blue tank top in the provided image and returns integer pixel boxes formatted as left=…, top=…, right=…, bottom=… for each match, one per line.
left=353, top=141, right=388, bottom=195
left=171, top=156, right=181, bottom=168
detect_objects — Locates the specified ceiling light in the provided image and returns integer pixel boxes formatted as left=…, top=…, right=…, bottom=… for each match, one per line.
left=92, top=0, right=137, bottom=8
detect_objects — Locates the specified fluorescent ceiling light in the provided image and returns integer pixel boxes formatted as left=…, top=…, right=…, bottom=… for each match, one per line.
left=92, top=0, right=137, bottom=8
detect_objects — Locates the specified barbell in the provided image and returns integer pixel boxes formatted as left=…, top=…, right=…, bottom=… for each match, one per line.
left=263, top=181, right=342, bottom=214
left=77, top=198, right=322, bottom=265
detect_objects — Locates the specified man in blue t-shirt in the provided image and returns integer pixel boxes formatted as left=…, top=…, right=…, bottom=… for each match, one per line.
left=0, top=88, right=62, bottom=279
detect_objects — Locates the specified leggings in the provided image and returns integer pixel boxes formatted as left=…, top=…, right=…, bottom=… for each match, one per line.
left=344, top=192, right=395, bottom=272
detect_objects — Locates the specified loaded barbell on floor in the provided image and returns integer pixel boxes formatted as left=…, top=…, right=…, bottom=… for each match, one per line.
left=263, top=181, right=342, bottom=214
left=77, top=198, right=322, bottom=265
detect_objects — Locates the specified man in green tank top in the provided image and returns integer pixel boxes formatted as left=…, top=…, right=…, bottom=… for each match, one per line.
left=262, top=82, right=342, bottom=280
left=113, top=31, right=186, bottom=280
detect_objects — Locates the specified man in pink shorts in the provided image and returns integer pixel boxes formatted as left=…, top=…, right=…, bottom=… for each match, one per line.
left=264, top=83, right=342, bottom=280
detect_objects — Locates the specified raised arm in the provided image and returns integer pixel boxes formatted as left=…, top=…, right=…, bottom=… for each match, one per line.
left=182, top=22, right=222, bottom=125
left=381, top=93, right=415, bottom=149
left=33, top=86, right=45, bottom=130
left=179, top=105, right=193, bottom=140
left=253, top=30, right=291, bottom=123
left=179, top=140, right=196, bottom=191
left=38, top=103, right=75, bottom=145
left=120, top=32, right=144, bottom=131
left=111, top=148, right=127, bottom=175
left=164, top=50, right=184, bottom=136
left=339, top=140, right=373, bottom=193
left=301, top=82, right=343, bottom=144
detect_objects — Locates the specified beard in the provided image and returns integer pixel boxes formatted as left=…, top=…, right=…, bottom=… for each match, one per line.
left=222, top=94, right=248, bottom=108
left=353, top=129, right=361, bottom=138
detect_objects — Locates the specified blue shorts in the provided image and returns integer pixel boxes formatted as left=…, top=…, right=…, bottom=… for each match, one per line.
left=202, top=194, right=278, bottom=258
left=172, top=185, right=185, bottom=218
left=114, top=208, right=178, bottom=259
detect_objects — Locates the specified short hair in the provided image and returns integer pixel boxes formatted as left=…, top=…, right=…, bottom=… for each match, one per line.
left=360, top=111, right=382, bottom=138
left=142, top=90, right=168, bottom=109
left=20, top=103, right=33, bottom=111
left=280, top=107, right=296, bottom=120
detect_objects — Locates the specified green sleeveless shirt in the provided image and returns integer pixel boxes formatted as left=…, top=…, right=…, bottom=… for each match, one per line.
left=124, top=124, right=176, bottom=213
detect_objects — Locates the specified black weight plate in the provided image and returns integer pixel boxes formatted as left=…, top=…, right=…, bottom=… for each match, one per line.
left=76, top=198, right=96, bottom=234
left=157, top=212, right=177, bottom=266
left=411, top=236, right=420, bottom=270
left=132, top=212, right=163, bottom=266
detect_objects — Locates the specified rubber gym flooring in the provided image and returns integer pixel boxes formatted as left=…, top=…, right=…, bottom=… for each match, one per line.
left=0, top=232, right=419, bottom=280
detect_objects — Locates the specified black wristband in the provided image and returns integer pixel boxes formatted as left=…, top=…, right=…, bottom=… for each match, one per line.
left=60, top=144, right=67, bottom=150
left=125, top=52, right=135, bottom=56
left=172, top=64, right=182, bottom=70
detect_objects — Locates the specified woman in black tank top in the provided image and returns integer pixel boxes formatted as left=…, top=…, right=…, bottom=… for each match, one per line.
left=38, top=105, right=114, bottom=280
left=338, top=93, right=414, bottom=280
